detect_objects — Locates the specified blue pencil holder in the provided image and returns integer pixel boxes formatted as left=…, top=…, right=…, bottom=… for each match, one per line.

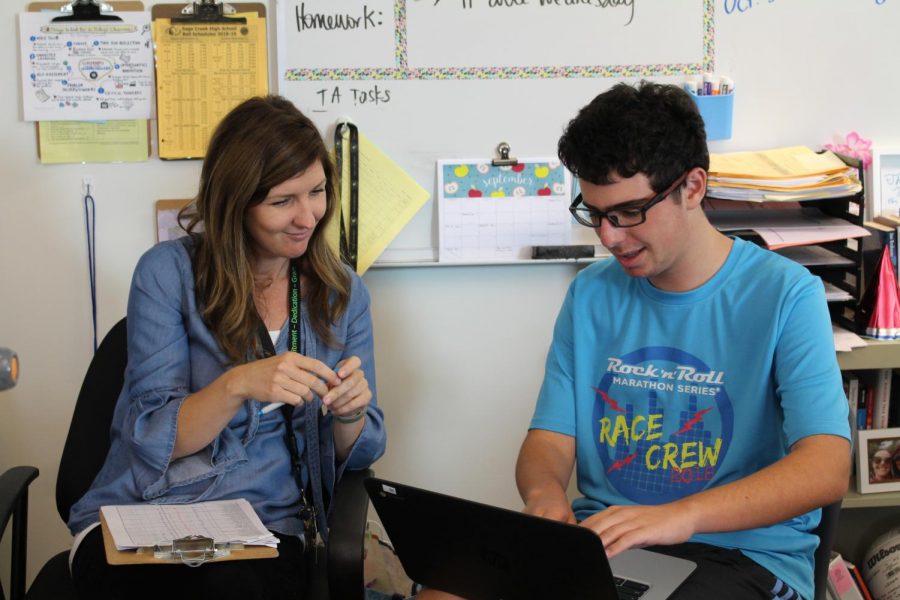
left=691, top=93, right=734, bottom=141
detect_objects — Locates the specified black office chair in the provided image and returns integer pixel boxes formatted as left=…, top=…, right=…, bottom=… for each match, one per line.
left=1, top=318, right=370, bottom=600
left=812, top=499, right=843, bottom=600
left=0, top=466, right=39, bottom=600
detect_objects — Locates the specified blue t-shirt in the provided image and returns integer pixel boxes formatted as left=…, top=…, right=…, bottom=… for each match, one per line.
left=531, top=237, right=849, bottom=600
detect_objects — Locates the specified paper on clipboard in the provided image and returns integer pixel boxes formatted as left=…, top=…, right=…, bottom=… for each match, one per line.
left=19, top=10, right=155, bottom=122
left=151, top=5, right=268, bottom=159
left=100, top=499, right=278, bottom=551
left=38, top=119, right=149, bottom=163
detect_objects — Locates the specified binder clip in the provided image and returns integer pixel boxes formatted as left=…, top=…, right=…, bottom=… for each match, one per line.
left=492, top=142, right=518, bottom=167
left=146, top=535, right=235, bottom=566
left=173, top=0, right=246, bottom=24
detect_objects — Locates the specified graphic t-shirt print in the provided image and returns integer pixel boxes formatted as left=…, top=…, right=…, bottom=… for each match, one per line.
left=592, top=346, right=734, bottom=504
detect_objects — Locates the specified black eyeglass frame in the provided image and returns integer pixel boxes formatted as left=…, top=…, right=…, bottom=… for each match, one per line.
left=569, top=170, right=692, bottom=229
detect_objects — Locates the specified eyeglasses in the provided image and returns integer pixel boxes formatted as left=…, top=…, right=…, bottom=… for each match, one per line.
left=569, top=170, right=691, bottom=229
left=873, top=456, right=891, bottom=464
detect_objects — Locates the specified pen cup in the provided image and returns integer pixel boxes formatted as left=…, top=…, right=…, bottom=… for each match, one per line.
left=691, top=93, right=734, bottom=141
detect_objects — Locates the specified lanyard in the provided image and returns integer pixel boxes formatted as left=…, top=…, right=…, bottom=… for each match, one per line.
left=255, top=262, right=319, bottom=548
left=334, top=122, right=359, bottom=272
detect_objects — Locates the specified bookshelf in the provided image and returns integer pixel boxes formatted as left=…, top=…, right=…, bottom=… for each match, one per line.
left=837, top=339, right=900, bottom=371
left=834, top=339, right=900, bottom=566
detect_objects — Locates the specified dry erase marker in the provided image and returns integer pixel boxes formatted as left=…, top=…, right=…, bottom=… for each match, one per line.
left=719, top=76, right=734, bottom=95
left=260, top=401, right=284, bottom=415
left=702, top=73, right=713, bottom=96
left=683, top=78, right=699, bottom=96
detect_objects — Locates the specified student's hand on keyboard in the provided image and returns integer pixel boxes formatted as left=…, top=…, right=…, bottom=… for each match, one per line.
left=578, top=503, right=696, bottom=558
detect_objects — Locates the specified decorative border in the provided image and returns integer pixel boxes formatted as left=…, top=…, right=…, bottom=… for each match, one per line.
left=283, top=0, right=714, bottom=81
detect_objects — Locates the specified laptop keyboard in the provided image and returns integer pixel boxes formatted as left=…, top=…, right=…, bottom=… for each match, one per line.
left=613, top=576, right=650, bottom=600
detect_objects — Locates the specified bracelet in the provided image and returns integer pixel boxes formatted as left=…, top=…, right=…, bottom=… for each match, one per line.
left=333, top=410, right=366, bottom=425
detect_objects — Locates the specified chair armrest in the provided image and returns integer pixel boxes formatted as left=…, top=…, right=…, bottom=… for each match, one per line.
left=326, top=468, right=372, bottom=600
left=0, top=466, right=39, bottom=600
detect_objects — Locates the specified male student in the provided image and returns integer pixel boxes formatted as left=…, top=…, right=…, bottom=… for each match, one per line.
left=515, top=81, right=851, bottom=600
left=420, top=81, right=851, bottom=600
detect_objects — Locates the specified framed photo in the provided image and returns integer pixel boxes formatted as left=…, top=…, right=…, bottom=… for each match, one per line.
left=155, top=199, right=192, bottom=243
left=871, top=147, right=900, bottom=219
left=856, top=428, right=900, bottom=494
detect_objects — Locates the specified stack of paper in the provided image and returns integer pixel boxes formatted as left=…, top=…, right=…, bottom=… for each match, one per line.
left=706, top=204, right=869, bottom=250
left=101, top=499, right=278, bottom=550
left=707, top=146, right=862, bottom=202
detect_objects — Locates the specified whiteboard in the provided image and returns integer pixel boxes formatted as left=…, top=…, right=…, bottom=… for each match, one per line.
left=274, top=0, right=900, bottom=263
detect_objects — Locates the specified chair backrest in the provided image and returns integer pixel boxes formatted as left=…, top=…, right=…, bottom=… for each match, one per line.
left=55, top=317, right=127, bottom=523
left=812, top=499, right=843, bottom=600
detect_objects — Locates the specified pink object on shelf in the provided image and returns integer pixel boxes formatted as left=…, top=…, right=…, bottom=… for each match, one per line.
left=861, top=245, right=900, bottom=339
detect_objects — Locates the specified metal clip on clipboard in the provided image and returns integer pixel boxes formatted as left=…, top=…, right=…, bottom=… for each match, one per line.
left=173, top=0, right=246, bottom=23
left=140, top=535, right=237, bottom=566
left=492, top=141, right=518, bottom=167
left=53, top=0, right=122, bottom=22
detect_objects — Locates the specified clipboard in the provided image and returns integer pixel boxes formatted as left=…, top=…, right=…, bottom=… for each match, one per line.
left=150, top=2, right=268, bottom=160
left=100, top=511, right=278, bottom=566
left=27, top=1, right=152, bottom=163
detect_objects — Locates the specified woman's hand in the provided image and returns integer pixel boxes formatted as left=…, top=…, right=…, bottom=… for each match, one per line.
left=235, top=352, right=341, bottom=408
left=323, top=356, right=372, bottom=420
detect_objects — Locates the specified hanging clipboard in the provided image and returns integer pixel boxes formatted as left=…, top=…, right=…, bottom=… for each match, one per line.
left=150, top=2, right=268, bottom=160
left=25, top=2, right=152, bottom=163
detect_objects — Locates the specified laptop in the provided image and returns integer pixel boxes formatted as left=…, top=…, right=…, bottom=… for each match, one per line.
left=365, top=477, right=696, bottom=600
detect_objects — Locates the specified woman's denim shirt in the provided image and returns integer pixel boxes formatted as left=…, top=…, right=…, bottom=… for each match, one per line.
left=68, top=236, right=386, bottom=538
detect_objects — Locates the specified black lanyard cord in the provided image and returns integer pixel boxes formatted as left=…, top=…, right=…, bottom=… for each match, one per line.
left=334, top=122, right=359, bottom=272
left=255, top=262, right=318, bottom=546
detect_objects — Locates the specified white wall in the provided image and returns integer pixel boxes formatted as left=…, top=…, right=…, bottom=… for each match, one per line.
left=5, top=0, right=900, bottom=590
left=0, top=2, right=582, bottom=586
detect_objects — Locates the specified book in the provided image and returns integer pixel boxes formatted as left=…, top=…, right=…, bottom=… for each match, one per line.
left=890, top=371, right=900, bottom=428
left=857, top=382, right=872, bottom=431
left=846, top=561, right=874, bottom=600
left=828, top=552, right=865, bottom=600
left=843, top=372, right=860, bottom=465
left=872, top=368, right=893, bottom=429
left=866, top=386, right=874, bottom=430
left=874, top=215, right=900, bottom=273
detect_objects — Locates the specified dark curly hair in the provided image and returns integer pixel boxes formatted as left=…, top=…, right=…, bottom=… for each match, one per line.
left=558, top=81, right=709, bottom=193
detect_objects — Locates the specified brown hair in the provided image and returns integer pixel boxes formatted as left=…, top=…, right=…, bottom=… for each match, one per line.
left=181, top=95, right=350, bottom=364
